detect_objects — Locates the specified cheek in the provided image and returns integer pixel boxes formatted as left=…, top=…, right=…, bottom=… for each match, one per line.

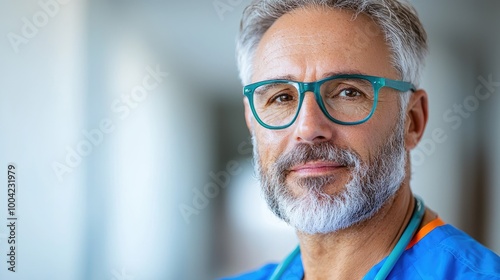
left=346, top=118, right=395, bottom=161
left=377, top=99, right=401, bottom=122
left=254, top=127, right=289, bottom=166
left=339, top=129, right=376, bottom=162
left=358, top=104, right=400, bottom=158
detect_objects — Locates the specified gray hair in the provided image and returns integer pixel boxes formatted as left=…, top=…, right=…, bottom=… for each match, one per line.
left=236, top=0, right=428, bottom=110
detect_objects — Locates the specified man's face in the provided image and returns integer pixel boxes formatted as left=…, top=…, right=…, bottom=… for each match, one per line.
left=245, top=7, right=409, bottom=234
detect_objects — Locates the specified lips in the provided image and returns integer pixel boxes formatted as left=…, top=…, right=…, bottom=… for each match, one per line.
left=289, top=161, right=345, bottom=175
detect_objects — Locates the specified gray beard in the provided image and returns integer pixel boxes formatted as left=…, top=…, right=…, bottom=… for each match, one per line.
left=253, top=118, right=407, bottom=234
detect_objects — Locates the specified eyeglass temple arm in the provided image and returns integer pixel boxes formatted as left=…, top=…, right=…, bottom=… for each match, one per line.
left=384, top=79, right=417, bottom=93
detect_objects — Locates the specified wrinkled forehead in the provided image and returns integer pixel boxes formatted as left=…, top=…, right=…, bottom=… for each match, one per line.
left=252, top=7, right=398, bottom=83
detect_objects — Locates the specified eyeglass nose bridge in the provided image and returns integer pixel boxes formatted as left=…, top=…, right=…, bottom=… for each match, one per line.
left=296, top=81, right=330, bottom=120
left=298, top=82, right=320, bottom=97
left=297, top=81, right=321, bottom=101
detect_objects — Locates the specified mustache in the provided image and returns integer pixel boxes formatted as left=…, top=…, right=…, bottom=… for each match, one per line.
left=271, top=142, right=362, bottom=174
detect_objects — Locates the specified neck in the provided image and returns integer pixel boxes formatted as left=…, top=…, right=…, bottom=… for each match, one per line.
left=298, top=184, right=416, bottom=280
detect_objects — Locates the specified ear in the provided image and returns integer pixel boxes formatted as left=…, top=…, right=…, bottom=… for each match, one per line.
left=404, top=89, right=428, bottom=150
left=243, top=97, right=254, bottom=133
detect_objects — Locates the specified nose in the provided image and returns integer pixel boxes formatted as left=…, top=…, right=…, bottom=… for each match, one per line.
left=293, top=91, right=335, bottom=143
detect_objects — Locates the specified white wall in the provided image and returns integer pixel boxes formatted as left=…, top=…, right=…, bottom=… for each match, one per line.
left=0, top=1, right=87, bottom=279
left=411, top=38, right=476, bottom=228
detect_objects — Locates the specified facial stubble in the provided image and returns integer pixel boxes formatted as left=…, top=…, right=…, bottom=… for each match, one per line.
left=252, top=118, right=406, bottom=234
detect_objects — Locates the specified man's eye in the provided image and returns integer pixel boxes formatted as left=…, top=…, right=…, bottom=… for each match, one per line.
left=339, top=88, right=362, bottom=98
left=271, top=93, right=294, bottom=103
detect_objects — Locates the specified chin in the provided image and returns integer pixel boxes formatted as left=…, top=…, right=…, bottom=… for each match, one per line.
left=288, top=174, right=348, bottom=197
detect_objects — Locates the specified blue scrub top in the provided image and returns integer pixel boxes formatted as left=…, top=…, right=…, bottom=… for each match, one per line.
left=223, top=219, right=500, bottom=279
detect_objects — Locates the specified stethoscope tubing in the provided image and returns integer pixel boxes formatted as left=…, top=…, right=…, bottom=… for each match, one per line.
left=269, top=196, right=425, bottom=280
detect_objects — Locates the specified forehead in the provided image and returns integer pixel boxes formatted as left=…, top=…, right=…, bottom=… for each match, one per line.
left=252, top=7, right=399, bottom=82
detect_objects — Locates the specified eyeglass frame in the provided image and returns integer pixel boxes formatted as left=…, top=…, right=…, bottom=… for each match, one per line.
left=243, top=73, right=416, bottom=130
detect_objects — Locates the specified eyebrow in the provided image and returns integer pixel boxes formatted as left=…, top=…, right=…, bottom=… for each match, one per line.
left=262, top=70, right=366, bottom=82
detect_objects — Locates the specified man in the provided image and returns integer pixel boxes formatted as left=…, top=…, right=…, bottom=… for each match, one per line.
left=225, top=0, right=500, bottom=279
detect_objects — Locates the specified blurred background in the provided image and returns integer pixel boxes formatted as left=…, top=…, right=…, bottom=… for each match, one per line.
left=0, top=0, right=499, bottom=279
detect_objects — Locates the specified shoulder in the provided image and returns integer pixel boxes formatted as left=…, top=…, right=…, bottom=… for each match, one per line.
left=409, top=224, right=500, bottom=279
left=220, top=263, right=278, bottom=280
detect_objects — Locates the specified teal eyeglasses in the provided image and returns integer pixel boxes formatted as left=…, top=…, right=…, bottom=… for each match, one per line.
left=243, top=74, right=416, bottom=130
